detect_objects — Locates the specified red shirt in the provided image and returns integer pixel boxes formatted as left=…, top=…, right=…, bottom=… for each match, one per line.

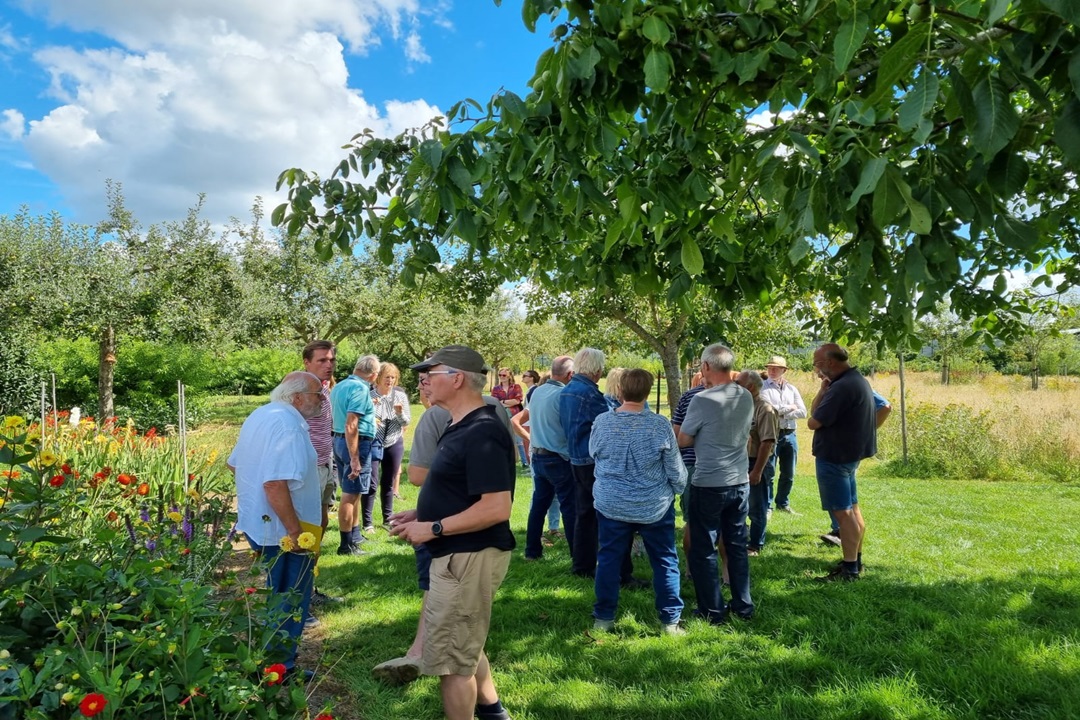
left=491, top=383, right=523, bottom=416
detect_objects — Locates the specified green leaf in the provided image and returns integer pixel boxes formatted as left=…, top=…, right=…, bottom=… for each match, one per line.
left=1041, top=0, right=1080, bottom=24
left=867, top=22, right=931, bottom=106
left=418, top=140, right=443, bottom=170
left=709, top=213, right=735, bottom=241
left=642, top=16, right=671, bottom=45
left=986, top=0, right=1011, bottom=24
left=1070, top=48, right=1080, bottom=99
left=500, top=91, right=527, bottom=120
left=568, top=45, right=602, bottom=80
left=447, top=157, right=473, bottom=195
left=872, top=169, right=905, bottom=228
left=789, top=237, right=812, bottom=265
left=848, top=156, right=887, bottom=209
left=644, top=48, right=673, bottom=93
left=894, top=177, right=932, bottom=235
left=904, top=242, right=933, bottom=283
left=270, top=203, right=287, bottom=227
left=1054, top=98, right=1080, bottom=170
left=972, top=76, right=1020, bottom=160
left=681, top=237, right=704, bottom=275
left=898, top=72, right=940, bottom=132
left=787, top=132, right=820, bottom=162
left=995, top=213, right=1037, bottom=250
left=987, top=151, right=1030, bottom=197
left=834, top=12, right=869, bottom=73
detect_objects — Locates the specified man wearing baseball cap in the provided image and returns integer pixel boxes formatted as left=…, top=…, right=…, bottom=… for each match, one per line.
left=389, top=345, right=516, bottom=720
left=760, top=355, right=807, bottom=515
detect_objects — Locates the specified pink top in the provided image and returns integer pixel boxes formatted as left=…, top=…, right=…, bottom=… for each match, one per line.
left=307, top=383, right=333, bottom=466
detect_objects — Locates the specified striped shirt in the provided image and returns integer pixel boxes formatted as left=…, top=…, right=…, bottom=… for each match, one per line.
left=589, top=409, right=687, bottom=525
left=307, top=383, right=333, bottom=466
left=372, top=386, right=411, bottom=447
left=672, top=384, right=706, bottom=466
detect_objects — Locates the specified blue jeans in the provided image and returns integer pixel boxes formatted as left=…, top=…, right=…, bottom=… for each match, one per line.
left=594, top=504, right=683, bottom=625
left=773, top=431, right=797, bottom=509
left=571, top=463, right=633, bottom=581
left=526, top=453, right=577, bottom=559
left=246, top=535, right=315, bottom=670
left=334, top=434, right=373, bottom=495
left=688, top=484, right=753, bottom=622
left=514, top=434, right=529, bottom=466
left=746, top=455, right=776, bottom=549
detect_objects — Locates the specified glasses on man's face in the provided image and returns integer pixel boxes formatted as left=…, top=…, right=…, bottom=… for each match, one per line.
left=419, top=370, right=458, bottom=385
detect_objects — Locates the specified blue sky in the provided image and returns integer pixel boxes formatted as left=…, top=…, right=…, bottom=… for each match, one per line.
left=0, top=1, right=557, bottom=227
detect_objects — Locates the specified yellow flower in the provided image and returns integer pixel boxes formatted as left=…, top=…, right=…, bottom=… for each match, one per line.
left=297, top=532, right=317, bottom=550
left=2, top=416, right=25, bottom=429
left=167, top=511, right=183, bottom=523
left=107, top=441, right=121, bottom=455
left=279, top=535, right=296, bottom=552
left=313, top=566, right=319, bottom=577
left=38, top=450, right=58, bottom=466
left=94, top=434, right=110, bottom=444
left=186, top=488, right=201, bottom=501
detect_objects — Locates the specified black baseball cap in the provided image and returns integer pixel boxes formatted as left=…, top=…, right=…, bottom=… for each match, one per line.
left=410, top=345, right=491, bottom=374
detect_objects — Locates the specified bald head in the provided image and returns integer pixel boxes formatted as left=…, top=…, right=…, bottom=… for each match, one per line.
left=812, top=343, right=851, bottom=380
left=736, top=370, right=762, bottom=396
left=551, top=355, right=574, bottom=382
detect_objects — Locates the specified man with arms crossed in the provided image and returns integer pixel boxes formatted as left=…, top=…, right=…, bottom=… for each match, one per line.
left=229, top=371, right=324, bottom=677
left=760, top=355, right=807, bottom=515
left=807, top=343, right=877, bottom=582
left=677, top=344, right=754, bottom=623
left=330, top=354, right=379, bottom=555
left=390, top=345, right=516, bottom=720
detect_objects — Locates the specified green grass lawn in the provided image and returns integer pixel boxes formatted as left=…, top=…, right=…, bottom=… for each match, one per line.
left=199, top=397, right=1080, bottom=720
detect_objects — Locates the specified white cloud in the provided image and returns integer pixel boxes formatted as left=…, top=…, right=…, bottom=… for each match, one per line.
left=13, top=1, right=445, bottom=224
left=1, top=109, right=25, bottom=140
left=0, top=24, right=19, bottom=51
left=403, top=31, right=430, bottom=63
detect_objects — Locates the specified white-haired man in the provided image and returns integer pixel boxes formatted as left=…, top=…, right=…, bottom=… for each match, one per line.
left=760, top=355, right=807, bottom=515
left=677, top=344, right=755, bottom=623
left=389, top=345, right=516, bottom=720
left=330, top=354, right=380, bottom=555
left=229, top=371, right=324, bottom=678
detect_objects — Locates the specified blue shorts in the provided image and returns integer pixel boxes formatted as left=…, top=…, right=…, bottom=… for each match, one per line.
left=816, top=458, right=861, bottom=511
left=414, top=543, right=432, bottom=591
left=334, top=434, right=373, bottom=496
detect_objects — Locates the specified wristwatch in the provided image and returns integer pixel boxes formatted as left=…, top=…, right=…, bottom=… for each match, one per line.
left=431, top=520, right=444, bottom=537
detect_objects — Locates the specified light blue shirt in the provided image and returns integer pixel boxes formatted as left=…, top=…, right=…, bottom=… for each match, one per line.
left=330, top=374, right=376, bottom=437
left=590, top=409, right=687, bottom=524
left=527, top=379, right=569, bottom=460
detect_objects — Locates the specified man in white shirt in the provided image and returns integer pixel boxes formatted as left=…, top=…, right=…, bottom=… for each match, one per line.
left=760, top=355, right=808, bottom=515
left=229, top=371, right=324, bottom=677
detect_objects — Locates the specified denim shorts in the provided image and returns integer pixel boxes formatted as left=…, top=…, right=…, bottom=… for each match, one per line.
left=816, top=458, right=861, bottom=511
left=414, top=543, right=432, bottom=591
left=334, top=435, right=373, bottom=495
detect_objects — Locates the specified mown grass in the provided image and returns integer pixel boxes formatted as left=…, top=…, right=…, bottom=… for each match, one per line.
left=197, top=382, right=1080, bottom=720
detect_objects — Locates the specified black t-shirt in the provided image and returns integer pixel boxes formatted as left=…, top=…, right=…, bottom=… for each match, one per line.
left=416, top=404, right=517, bottom=557
left=811, top=367, right=877, bottom=464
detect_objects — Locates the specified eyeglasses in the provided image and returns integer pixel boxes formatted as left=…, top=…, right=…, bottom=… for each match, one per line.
left=498, top=373, right=508, bottom=377
left=419, top=370, right=458, bottom=385
left=299, top=391, right=323, bottom=396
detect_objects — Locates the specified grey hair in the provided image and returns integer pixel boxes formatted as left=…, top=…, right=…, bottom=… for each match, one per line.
left=573, top=347, right=605, bottom=377
left=738, top=370, right=762, bottom=392
left=551, top=355, right=574, bottom=379
left=271, top=371, right=320, bottom=404
left=701, top=343, right=735, bottom=372
left=354, top=354, right=380, bottom=375
left=464, top=370, right=488, bottom=392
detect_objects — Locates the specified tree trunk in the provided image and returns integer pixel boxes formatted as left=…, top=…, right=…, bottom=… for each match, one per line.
left=940, top=357, right=949, bottom=385
left=98, top=325, right=116, bottom=420
left=1031, top=366, right=1039, bottom=390
left=659, top=342, right=682, bottom=415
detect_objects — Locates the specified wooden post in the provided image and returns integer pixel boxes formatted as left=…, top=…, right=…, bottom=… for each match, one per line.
left=898, top=353, right=908, bottom=464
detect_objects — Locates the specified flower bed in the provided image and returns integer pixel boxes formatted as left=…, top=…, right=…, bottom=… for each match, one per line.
left=0, top=414, right=334, bottom=719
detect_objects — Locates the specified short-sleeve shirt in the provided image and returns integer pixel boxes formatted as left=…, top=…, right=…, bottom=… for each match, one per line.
left=373, top=386, right=412, bottom=447
left=526, top=380, right=569, bottom=459
left=680, top=382, right=753, bottom=487
left=811, top=367, right=877, bottom=463
left=491, top=383, right=523, bottom=416
left=409, top=397, right=511, bottom=470
left=672, top=384, right=706, bottom=466
left=415, top=404, right=517, bottom=557
left=229, top=401, right=322, bottom=547
left=330, top=374, right=376, bottom=438
left=748, top=396, right=779, bottom=458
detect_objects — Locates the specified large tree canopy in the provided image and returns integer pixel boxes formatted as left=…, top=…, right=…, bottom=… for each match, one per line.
left=276, top=0, right=1080, bottom=347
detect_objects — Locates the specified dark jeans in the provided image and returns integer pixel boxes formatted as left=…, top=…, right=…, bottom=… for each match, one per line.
left=747, top=454, right=776, bottom=549
left=594, top=504, right=683, bottom=625
left=246, top=535, right=315, bottom=670
left=525, top=453, right=577, bottom=559
left=362, top=437, right=403, bottom=527
left=688, top=483, right=754, bottom=622
left=773, top=431, right=797, bottom=509
left=571, top=463, right=633, bottom=581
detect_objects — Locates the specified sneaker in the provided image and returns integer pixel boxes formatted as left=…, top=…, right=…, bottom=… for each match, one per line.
left=778, top=506, right=800, bottom=515
left=311, top=588, right=343, bottom=606
left=592, top=618, right=615, bottom=632
left=304, top=614, right=322, bottom=629
left=382, top=523, right=394, bottom=532
left=475, top=705, right=512, bottom=720
left=337, top=544, right=366, bottom=556
left=362, top=525, right=376, bottom=534
left=815, top=565, right=860, bottom=583
left=747, top=547, right=761, bottom=557
left=766, top=508, right=773, bottom=519
left=371, top=656, right=421, bottom=686
left=820, top=532, right=842, bottom=547
left=661, top=622, right=685, bottom=636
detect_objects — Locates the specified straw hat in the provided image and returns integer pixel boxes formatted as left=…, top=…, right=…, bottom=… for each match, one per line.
left=765, top=355, right=788, bottom=369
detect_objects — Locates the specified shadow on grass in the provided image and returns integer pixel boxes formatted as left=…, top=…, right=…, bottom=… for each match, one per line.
left=312, top=525, right=1080, bottom=720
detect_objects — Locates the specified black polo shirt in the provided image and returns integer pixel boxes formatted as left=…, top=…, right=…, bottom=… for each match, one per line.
left=811, top=367, right=877, bottom=464
left=416, top=404, right=516, bottom=557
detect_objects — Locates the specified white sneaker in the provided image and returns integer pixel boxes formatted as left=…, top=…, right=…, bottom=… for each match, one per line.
left=593, top=618, right=614, bottom=632
left=778, top=506, right=800, bottom=515
left=661, top=623, right=685, bottom=636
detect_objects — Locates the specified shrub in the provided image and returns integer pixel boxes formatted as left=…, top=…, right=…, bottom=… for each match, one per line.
left=877, top=403, right=1003, bottom=480
left=0, top=415, right=318, bottom=719
left=211, top=347, right=298, bottom=395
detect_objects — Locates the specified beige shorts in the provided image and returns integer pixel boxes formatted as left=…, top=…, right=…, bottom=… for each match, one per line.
left=317, top=464, right=336, bottom=506
left=421, top=547, right=511, bottom=677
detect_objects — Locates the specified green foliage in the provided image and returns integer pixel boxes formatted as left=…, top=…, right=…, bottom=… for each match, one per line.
left=0, top=327, right=41, bottom=417
left=0, top=419, right=311, bottom=719
left=212, top=347, right=299, bottom=396
left=878, top=403, right=1003, bottom=479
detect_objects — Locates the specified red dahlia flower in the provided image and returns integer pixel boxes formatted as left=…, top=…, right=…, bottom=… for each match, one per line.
left=79, top=693, right=107, bottom=717
left=263, top=663, right=287, bottom=685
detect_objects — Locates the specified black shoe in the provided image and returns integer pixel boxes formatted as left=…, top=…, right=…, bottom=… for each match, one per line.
left=816, top=565, right=860, bottom=583
left=311, top=588, right=343, bottom=606
left=337, top=544, right=366, bottom=556
left=621, top=576, right=649, bottom=591
left=820, top=532, right=842, bottom=547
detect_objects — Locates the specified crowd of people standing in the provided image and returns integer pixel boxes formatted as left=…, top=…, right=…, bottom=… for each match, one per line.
left=229, top=339, right=886, bottom=720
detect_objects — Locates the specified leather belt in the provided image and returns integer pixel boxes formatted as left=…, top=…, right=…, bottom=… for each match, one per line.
left=533, top=447, right=555, bottom=456
left=779, top=428, right=796, bottom=435
left=332, top=432, right=345, bottom=437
